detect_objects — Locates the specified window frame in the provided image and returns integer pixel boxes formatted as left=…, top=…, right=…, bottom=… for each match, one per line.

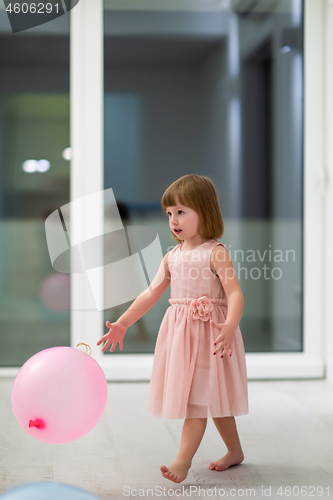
left=69, top=0, right=327, bottom=381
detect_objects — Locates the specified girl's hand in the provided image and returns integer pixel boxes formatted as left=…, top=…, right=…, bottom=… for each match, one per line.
left=210, top=320, right=235, bottom=357
left=96, top=321, right=127, bottom=352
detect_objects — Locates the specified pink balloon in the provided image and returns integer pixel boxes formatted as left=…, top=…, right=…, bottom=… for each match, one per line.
left=11, top=347, right=108, bottom=444
left=40, top=274, right=70, bottom=312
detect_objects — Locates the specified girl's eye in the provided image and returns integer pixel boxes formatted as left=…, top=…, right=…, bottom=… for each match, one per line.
left=166, top=210, right=184, bottom=216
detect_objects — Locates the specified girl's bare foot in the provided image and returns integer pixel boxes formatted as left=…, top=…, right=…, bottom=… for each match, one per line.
left=209, top=450, right=244, bottom=471
left=161, top=459, right=191, bottom=483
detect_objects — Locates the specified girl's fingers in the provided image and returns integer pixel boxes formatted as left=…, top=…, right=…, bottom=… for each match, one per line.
left=213, top=345, right=223, bottom=355
left=110, top=342, right=118, bottom=352
left=216, top=345, right=231, bottom=357
left=210, top=319, right=223, bottom=330
left=102, top=340, right=111, bottom=352
left=106, top=321, right=112, bottom=328
left=213, top=343, right=223, bottom=355
left=213, top=342, right=233, bottom=357
left=97, top=333, right=110, bottom=345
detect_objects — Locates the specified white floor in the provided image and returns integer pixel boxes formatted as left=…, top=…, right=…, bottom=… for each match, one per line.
left=1, top=379, right=333, bottom=500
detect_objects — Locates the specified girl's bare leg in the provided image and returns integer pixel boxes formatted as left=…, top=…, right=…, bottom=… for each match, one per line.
left=161, top=417, right=207, bottom=483
left=209, top=416, right=244, bottom=471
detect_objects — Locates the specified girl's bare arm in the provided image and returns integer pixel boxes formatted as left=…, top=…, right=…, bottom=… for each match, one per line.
left=210, top=245, right=244, bottom=357
left=210, top=245, right=244, bottom=329
left=115, top=252, right=171, bottom=329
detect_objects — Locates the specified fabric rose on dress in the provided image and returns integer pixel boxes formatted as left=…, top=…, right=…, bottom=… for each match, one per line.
left=189, top=296, right=214, bottom=322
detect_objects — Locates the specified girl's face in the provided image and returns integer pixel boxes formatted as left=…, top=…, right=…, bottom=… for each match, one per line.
left=165, top=198, right=201, bottom=242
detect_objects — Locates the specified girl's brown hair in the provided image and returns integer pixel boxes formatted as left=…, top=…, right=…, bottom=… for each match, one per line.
left=161, top=175, right=224, bottom=243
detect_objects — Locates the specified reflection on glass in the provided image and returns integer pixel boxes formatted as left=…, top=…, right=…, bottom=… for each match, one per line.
left=0, top=14, right=70, bottom=366
left=103, top=0, right=303, bottom=354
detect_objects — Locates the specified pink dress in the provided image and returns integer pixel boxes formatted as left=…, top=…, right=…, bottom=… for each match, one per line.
left=146, top=238, right=249, bottom=419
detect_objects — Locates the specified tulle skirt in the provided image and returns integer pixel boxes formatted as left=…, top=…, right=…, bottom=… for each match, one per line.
left=146, top=298, right=249, bottom=419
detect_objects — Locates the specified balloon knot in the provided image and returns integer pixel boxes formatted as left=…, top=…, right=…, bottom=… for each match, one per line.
left=29, top=419, right=40, bottom=428
left=29, top=418, right=45, bottom=429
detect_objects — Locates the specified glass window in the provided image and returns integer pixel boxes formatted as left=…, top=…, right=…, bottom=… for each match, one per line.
left=103, top=0, right=303, bottom=354
left=0, top=11, right=70, bottom=366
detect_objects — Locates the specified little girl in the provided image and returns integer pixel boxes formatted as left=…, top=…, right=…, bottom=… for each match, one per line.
left=97, top=174, right=249, bottom=484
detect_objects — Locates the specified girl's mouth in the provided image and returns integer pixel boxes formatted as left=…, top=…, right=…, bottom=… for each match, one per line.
left=174, top=229, right=182, bottom=234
